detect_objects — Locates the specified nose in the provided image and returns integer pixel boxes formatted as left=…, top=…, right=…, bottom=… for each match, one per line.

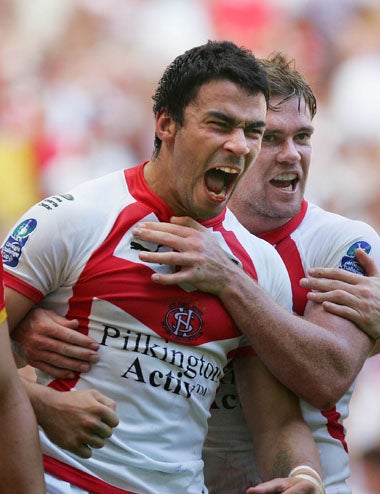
left=277, top=139, right=301, bottom=162
left=224, top=128, right=250, bottom=156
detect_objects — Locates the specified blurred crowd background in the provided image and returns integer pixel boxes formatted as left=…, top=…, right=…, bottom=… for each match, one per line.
left=1, top=0, right=380, bottom=492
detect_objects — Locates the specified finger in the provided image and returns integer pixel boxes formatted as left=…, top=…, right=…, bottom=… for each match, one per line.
left=355, top=248, right=378, bottom=276
left=136, top=221, right=191, bottom=235
left=139, top=249, right=193, bottom=267
left=32, top=360, right=77, bottom=379
left=95, top=393, right=117, bottom=410
left=73, top=443, right=93, bottom=459
left=54, top=326, right=99, bottom=351
left=34, top=353, right=91, bottom=379
left=46, top=311, right=80, bottom=329
left=92, top=394, right=119, bottom=425
left=246, top=477, right=290, bottom=493
left=300, top=277, right=350, bottom=293
left=306, top=267, right=359, bottom=283
left=86, top=436, right=107, bottom=449
left=321, top=301, right=359, bottom=320
left=27, top=339, right=98, bottom=367
left=26, top=333, right=99, bottom=363
left=151, top=270, right=191, bottom=285
left=51, top=339, right=100, bottom=361
left=84, top=425, right=111, bottom=448
left=100, top=408, right=119, bottom=428
left=133, top=227, right=186, bottom=251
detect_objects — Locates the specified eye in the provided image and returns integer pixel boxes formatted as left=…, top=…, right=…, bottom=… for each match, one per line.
left=209, top=119, right=227, bottom=127
left=296, top=132, right=312, bottom=143
left=208, top=121, right=230, bottom=132
left=262, top=133, right=276, bottom=144
left=244, top=126, right=264, bottom=140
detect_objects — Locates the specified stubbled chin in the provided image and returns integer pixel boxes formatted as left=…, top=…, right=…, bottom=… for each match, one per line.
left=270, top=187, right=302, bottom=208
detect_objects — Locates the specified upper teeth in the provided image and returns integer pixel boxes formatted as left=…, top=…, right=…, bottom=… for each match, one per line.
left=216, top=167, right=239, bottom=174
left=274, top=173, right=297, bottom=180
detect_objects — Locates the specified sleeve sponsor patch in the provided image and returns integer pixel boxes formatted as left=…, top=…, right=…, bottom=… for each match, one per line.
left=338, top=241, right=371, bottom=275
left=2, top=218, right=37, bottom=268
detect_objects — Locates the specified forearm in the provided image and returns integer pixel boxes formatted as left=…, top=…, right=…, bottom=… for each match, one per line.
left=219, top=272, right=359, bottom=408
left=236, top=357, right=324, bottom=493
left=255, top=420, right=321, bottom=481
left=21, top=376, right=58, bottom=426
left=0, top=373, right=45, bottom=493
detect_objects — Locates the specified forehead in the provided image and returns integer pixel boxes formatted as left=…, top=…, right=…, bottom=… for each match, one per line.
left=189, top=79, right=267, bottom=120
left=266, top=95, right=312, bottom=128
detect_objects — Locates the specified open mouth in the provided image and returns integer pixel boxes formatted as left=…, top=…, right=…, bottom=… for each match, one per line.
left=270, top=173, right=298, bottom=192
left=205, top=167, right=239, bottom=199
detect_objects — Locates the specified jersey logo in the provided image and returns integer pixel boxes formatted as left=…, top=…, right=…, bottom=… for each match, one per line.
left=130, top=241, right=164, bottom=253
left=339, top=241, right=371, bottom=275
left=162, top=303, right=203, bottom=342
left=2, top=218, right=37, bottom=267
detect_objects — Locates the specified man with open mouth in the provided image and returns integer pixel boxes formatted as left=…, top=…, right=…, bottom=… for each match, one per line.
left=1, top=41, right=325, bottom=494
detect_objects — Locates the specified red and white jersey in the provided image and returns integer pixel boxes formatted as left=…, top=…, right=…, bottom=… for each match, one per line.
left=204, top=200, right=380, bottom=494
left=2, top=163, right=292, bottom=494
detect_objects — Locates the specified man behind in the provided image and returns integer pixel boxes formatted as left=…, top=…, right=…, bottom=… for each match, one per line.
left=1, top=41, right=324, bottom=493
left=121, top=53, right=380, bottom=493
left=201, top=52, right=380, bottom=493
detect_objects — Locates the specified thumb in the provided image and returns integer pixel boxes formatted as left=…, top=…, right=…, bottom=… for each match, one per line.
left=355, top=248, right=378, bottom=276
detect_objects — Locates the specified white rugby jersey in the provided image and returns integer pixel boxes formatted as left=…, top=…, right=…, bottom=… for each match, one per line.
left=2, top=163, right=292, bottom=494
left=203, top=199, right=380, bottom=494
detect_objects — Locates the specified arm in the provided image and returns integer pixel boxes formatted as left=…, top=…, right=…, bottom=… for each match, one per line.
left=234, top=356, right=324, bottom=494
left=131, top=217, right=372, bottom=408
left=6, top=288, right=119, bottom=458
left=0, top=320, right=46, bottom=493
left=300, top=249, right=380, bottom=341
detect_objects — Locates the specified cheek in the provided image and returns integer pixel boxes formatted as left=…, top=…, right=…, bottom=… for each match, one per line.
left=301, top=154, right=311, bottom=175
left=251, top=142, right=263, bottom=160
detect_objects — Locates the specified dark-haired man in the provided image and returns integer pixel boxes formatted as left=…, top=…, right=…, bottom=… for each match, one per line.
left=2, top=41, right=323, bottom=493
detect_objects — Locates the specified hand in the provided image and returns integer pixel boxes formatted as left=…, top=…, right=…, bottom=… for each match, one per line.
left=247, top=476, right=323, bottom=493
left=300, top=250, right=380, bottom=339
left=37, top=387, right=119, bottom=458
left=12, top=308, right=100, bottom=378
left=132, top=216, right=241, bottom=295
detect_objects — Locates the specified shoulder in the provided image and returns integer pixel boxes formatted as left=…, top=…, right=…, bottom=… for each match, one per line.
left=25, top=170, right=128, bottom=228
left=298, top=202, right=380, bottom=270
left=305, top=202, right=378, bottom=236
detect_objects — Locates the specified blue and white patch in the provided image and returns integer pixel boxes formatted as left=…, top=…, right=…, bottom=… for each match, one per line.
left=339, top=241, right=371, bottom=275
left=2, top=218, right=37, bottom=268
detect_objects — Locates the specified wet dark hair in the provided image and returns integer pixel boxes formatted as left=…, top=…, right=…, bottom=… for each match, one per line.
left=152, top=40, right=269, bottom=157
left=260, top=52, right=317, bottom=119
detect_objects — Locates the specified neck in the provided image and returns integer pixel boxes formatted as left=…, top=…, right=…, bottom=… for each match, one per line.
left=229, top=205, right=290, bottom=236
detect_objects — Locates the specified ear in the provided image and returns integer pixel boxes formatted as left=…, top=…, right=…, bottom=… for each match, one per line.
left=155, top=109, right=177, bottom=144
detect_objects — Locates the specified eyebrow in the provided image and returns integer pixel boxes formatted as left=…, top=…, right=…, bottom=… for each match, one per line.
left=207, top=111, right=266, bottom=130
left=265, top=125, right=314, bottom=134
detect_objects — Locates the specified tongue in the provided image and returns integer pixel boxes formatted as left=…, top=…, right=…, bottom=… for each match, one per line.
left=205, top=169, right=225, bottom=194
left=271, top=179, right=292, bottom=188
